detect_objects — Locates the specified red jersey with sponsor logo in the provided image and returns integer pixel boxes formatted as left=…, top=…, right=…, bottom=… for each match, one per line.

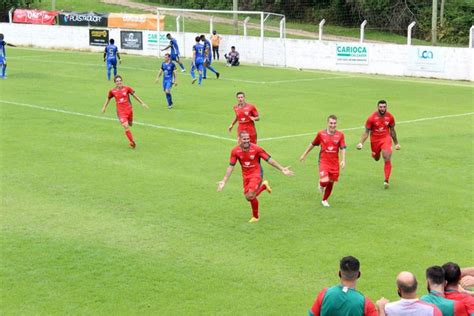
left=365, top=111, right=395, bottom=141
left=312, top=130, right=346, bottom=166
left=229, top=144, right=270, bottom=178
left=108, top=86, right=135, bottom=112
left=445, top=290, right=474, bottom=315
left=234, top=103, right=258, bottom=126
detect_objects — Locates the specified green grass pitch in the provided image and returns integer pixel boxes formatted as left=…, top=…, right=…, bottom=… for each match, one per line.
left=1, top=47, right=473, bottom=314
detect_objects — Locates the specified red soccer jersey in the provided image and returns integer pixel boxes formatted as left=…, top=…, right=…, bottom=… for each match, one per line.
left=445, top=290, right=474, bottom=315
left=312, top=130, right=346, bottom=166
left=365, top=111, right=395, bottom=141
left=108, top=86, right=135, bottom=112
left=229, top=144, right=270, bottom=178
left=234, top=103, right=258, bottom=126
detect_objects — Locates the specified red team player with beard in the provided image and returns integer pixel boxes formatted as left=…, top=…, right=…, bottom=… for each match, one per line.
left=217, top=131, right=294, bottom=222
left=300, top=115, right=346, bottom=207
left=228, top=92, right=259, bottom=143
left=357, top=100, right=400, bottom=188
left=101, top=75, right=148, bottom=148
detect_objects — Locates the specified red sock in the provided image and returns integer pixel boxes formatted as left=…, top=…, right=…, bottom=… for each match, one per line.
left=125, top=130, right=134, bottom=143
left=250, top=198, right=259, bottom=218
left=320, top=181, right=329, bottom=188
left=384, top=161, right=392, bottom=181
left=256, top=184, right=267, bottom=196
left=323, top=182, right=334, bottom=201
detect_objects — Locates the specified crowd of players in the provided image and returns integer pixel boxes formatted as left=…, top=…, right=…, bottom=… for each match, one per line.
left=101, top=32, right=404, bottom=222
left=309, top=256, right=474, bottom=316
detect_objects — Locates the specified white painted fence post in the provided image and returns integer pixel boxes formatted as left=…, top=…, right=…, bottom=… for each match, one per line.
left=360, top=20, right=367, bottom=43
left=319, top=19, right=326, bottom=41
left=407, top=21, right=416, bottom=45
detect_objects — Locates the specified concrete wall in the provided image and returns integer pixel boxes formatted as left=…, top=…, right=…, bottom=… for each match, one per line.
left=2, top=23, right=472, bottom=81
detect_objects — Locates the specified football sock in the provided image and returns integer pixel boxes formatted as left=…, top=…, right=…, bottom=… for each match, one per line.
left=250, top=198, right=259, bottom=218
left=190, top=69, right=196, bottom=79
left=125, top=130, right=134, bottom=143
left=207, top=65, right=218, bottom=74
left=1, top=64, right=6, bottom=77
left=323, top=182, right=334, bottom=201
left=198, top=73, right=203, bottom=85
left=384, top=161, right=392, bottom=181
left=179, top=63, right=185, bottom=70
left=203, top=67, right=207, bottom=78
left=256, top=184, right=267, bottom=196
left=113, top=66, right=117, bottom=77
left=319, top=181, right=329, bottom=188
left=107, top=66, right=111, bottom=80
left=166, top=93, right=172, bottom=106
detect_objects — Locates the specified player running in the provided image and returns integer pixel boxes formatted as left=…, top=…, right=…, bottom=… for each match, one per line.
left=155, top=53, right=177, bottom=109
left=300, top=115, right=346, bottom=207
left=104, top=39, right=121, bottom=81
left=200, top=34, right=220, bottom=79
left=357, top=100, right=400, bottom=188
left=0, top=33, right=16, bottom=79
left=190, top=36, right=207, bottom=85
left=217, top=131, right=294, bottom=222
left=228, top=92, right=259, bottom=144
left=101, top=75, right=148, bottom=148
left=161, top=33, right=185, bottom=72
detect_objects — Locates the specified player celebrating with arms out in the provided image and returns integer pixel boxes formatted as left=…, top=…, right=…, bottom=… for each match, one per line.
left=101, top=75, right=148, bottom=148
left=0, top=33, right=16, bottom=79
left=228, top=92, right=259, bottom=143
left=155, top=53, right=177, bottom=109
left=356, top=100, right=400, bottom=188
left=217, top=131, right=294, bottom=223
left=300, top=115, right=346, bottom=207
left=161, top=33, right=185, bottom=72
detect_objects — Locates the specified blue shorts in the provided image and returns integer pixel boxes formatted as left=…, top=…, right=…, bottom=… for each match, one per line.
left=0, top=57, right=5, bottom=65
left=162, top=80, right=173, bottom=91
left=205, top=57, right=212, bottom=65
left=171, top=53, right=179, bottom=61
left=107, top=58, right=117, bottom=68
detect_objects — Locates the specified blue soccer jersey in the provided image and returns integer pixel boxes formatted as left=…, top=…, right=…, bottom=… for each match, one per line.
left=161, top=61, right=176, bottom=82
left=0, top=41, right=6, bottom=60
left=105, top=44, right=118, bottom=61
left=170, top=38, right=180, bottom=56
left=193, top=43, right=205, bottom=64
left=203, top=39, right=212, bottom=60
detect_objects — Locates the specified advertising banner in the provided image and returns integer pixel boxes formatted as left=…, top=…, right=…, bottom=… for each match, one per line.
left=407, top=47, right=444, bottom=72
left=121, top=31, right=143, bottom=50
left=335, top=44, right=369, bottom=65
left=13, top=9, right=58, bottom=25
left=58, top=12, right=108, bottom=27
left=89, top=29, right=109, bottom=46
left=145, top=32, right=170, bottom=51
left=108, top=13, right=164, bottom=31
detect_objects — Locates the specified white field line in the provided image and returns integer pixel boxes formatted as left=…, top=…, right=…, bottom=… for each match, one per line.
left=258, top=112, right=474, bottom=141
left=0, top=100, right=235, bottom=142
left=11, top=47, right=474, bottom=87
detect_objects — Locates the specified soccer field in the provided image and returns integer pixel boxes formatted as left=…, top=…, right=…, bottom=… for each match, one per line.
left=1, top=47, right=473, bottom=314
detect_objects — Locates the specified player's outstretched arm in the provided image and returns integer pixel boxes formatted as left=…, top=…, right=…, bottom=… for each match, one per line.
left=117, top=52, right=121, bottom=64
left=155, top=69, right=163, bottom=83
left=101, top=97, right=111, bottom=113
left=228, top=117, right=237, bottom=132
left=173, top=70, right=178, bottom=86
left=357, top=130, right=369, bottom=149
left=299, top=143, right=315, bottom=162
left=217, top=165, right=234, bottom=191
left=161, top=45, right=171, bottom=51
left=132, top=94, right=148, bottom=109
left=7, top=43, right=16, bottom=47
left=390, top=126, right=400, bottom=150
left=267, top=158, right=294, bottom=176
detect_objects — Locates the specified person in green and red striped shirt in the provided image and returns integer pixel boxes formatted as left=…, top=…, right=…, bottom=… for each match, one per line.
left=309, top=256, right=377, bottom=316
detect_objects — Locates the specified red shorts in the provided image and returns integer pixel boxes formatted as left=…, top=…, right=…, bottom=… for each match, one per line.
left=319, top=164, right=340, bottom=182
left=238, top=124, right=257, bottom=144
left=370, top=137, right=392, bottom=158
left=243, top=176, right=262, bottom=194
left=117, top=110, right=133, bottom=126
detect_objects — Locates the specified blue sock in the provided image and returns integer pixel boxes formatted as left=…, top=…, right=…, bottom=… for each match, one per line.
left=166, top=93, right=172, bottom=106
left=207, top=65, right=218, bottom=74
left=113, top=67, right=117, bottom=77
left=1, top=64, right=6, bottom=77
left=198, top=73, right=202, bottom=85
left=107, top=66, right=111, bottom=80
left=203, top=67, right=207, bottom=78
left=190, top=70, right=195, bottom=79
left=179, top=63, right=185, bottom=70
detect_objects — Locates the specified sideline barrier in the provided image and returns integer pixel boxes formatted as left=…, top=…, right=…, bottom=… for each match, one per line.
left=107, top=13, right=164, bottom=31
left=58, top=12, right=108, bottom=27
left=12, top=9, right=58, bottom=25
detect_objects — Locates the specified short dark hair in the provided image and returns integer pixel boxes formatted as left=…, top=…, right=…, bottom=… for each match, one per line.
left=114, top=75, right=123, bottom=82
left=236, top=91, right=245, bottom=97
left=164, top=53, right=170, bottom=57
left=239, top=130, right=249, bottom=138
left=212, top=30, right=216, bottom=34
left=378, top=100, right=387, bottom=106
left=195, top=36, right=201, bottom=42
left=109, top=38, right=115, bottom=44
left=442, top=262, right=461, bottom=286
left=426, top=266, right=445, bottom=285
left=166, top=33, right=171, bottom=37
left=327, top=115, right=337, bottom=121
left=0, top=33, right=4, bottom=41
left=231, top=46, right=236, bottom=49
left=397, top=275, right=418, bottom=293
left=339, top=256, right=360, bottom=281
left=200, top=34, right=205, bottom=40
